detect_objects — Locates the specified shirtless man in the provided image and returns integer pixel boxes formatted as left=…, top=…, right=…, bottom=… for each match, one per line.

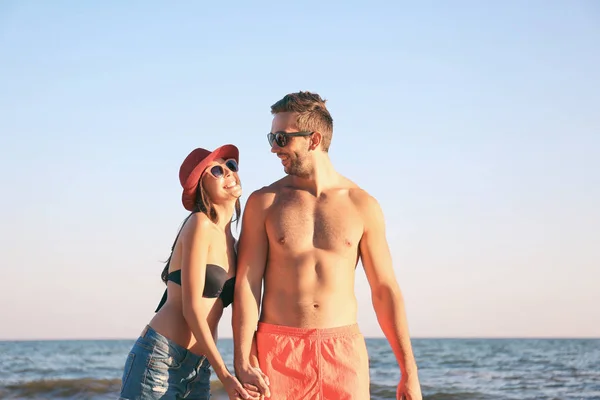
left=233, top=91, right=421, bottom=400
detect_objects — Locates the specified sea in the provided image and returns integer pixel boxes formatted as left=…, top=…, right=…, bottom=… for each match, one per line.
left=0, top=338, right=598, bottom=399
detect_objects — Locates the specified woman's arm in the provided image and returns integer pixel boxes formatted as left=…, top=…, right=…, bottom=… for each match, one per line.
left=180, top=213, right=242, bottom=391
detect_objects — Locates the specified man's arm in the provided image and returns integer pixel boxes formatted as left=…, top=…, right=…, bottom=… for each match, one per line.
left=359, top=194, right=420, bottom=382
left=233, top=189, right=271, bottom=396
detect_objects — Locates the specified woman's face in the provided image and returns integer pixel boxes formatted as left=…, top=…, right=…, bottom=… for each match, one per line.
left=201, top=157, right=242, bottom=203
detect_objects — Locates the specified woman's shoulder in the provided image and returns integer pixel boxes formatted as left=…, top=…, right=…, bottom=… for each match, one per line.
left=183, top=212, right=217, bottom=236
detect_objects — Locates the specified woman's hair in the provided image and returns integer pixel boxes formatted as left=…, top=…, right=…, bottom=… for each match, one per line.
left=160, top=176, right=241, bottom=284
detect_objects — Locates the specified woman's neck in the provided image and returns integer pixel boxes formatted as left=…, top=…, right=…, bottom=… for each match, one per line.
left=212, top=201, right=236, bottom=231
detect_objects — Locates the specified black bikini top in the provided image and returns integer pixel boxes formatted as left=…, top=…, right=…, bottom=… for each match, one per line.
left=155, top=265, right=236, bottom=312
left=154, top=214, right=236, bottom=312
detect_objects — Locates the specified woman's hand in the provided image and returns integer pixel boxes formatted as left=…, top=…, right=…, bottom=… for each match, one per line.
left=223, top=373, right=252, bottom=400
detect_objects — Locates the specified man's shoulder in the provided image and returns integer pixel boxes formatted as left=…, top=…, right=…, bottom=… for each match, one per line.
left=345, top=183, right=381, bottom=213
left=343, top=184, right=385, bottom=231
left=251, top=176, right=290, bottom=195
left=246, top=176, right=289, bottom=207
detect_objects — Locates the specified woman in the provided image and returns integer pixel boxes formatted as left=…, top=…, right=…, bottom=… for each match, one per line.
left=119, top=144, right=263, bottom=400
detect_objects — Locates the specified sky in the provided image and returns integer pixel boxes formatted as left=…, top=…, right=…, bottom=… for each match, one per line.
left=0, top=1, right=598, bottom=340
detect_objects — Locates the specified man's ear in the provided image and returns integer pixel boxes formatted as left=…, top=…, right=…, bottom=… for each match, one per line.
left=308, top=132, right=321, bottom=150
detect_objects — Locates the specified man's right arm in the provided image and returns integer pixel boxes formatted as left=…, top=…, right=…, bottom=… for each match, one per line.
left=233, top=189, right=271, bottom=396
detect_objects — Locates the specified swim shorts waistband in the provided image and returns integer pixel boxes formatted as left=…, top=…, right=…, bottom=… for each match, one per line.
left=257, top=322, right=361, bottom=339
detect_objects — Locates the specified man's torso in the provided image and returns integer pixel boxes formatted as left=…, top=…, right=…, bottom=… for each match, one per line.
left=260, top=177, right=369, bottom=328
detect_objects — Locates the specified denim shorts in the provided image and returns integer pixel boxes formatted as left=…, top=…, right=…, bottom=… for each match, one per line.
left=119, top=325, right=212, bottom=399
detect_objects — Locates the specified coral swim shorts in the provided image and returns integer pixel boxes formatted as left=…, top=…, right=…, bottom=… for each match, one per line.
left=256, top=322, right=370, bottom=400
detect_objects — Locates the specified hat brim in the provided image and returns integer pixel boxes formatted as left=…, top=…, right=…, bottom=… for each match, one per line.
left=181, top=144, right=239, bottom=211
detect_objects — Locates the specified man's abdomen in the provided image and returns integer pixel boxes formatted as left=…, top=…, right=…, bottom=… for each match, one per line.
left=260, top=252, right=359, bottom=329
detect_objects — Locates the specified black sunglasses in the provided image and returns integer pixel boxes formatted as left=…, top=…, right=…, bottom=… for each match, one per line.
left=207, top=159, right=238, bottom=178
left=267, top=131, right=313, bottom=148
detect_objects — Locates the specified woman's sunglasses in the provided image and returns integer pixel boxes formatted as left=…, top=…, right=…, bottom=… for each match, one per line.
left=267, top=131, right=313, bottom=148
left=207, top=159, right=238, bottom=178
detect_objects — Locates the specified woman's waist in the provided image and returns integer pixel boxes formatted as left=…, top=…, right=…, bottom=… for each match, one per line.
left=148, top=308, right=220, bottom=354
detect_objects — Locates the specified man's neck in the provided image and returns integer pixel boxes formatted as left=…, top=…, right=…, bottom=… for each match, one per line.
left=291, top=153, right=339, bottom=196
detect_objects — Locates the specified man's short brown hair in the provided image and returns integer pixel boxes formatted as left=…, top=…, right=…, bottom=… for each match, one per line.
left=271, top=91, right=334, bottom=152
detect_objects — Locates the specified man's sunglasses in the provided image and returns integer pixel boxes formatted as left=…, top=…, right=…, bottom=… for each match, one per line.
left=206, top=159, right=238, bottom=178
left=267, top=131, right=313, bottom=148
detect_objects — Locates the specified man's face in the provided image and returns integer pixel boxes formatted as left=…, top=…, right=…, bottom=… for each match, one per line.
left=269, top=112, right=312, bottom=177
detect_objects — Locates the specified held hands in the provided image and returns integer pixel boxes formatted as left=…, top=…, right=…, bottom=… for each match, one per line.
left=222, top=374, right=252, bottom=400
left=236, top=364, right=271, bottom=399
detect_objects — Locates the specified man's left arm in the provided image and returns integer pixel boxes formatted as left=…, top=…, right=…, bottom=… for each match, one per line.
left=359, top=194, right=421, bottom=398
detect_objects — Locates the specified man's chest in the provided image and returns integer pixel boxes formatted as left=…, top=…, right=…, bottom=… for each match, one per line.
left=265, top=193, right=364, bottom=252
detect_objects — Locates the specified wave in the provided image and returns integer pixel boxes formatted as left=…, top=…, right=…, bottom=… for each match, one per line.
left=2, top=378, right=493, bottom=400
left=0, top=378, right=228, bottom=399
left=0, top=378, right=121, bottom=399
left=370, top=382, right=490, bottom=400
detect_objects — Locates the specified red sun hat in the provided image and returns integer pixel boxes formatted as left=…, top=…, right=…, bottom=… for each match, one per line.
left=179, top=144, right=239, bottom=211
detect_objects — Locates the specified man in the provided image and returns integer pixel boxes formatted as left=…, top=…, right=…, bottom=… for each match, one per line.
left=233, top=91, right=421, bottom=400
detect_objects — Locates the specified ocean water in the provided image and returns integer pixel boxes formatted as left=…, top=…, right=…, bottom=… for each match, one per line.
left=0, top=338, right=598, bottom=399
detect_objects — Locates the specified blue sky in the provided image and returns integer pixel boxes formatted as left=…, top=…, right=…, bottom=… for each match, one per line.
left=0, top=1, right=598, bottom=339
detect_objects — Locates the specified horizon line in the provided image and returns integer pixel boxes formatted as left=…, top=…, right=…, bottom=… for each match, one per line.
left=1, top=336, right=598, bottom=342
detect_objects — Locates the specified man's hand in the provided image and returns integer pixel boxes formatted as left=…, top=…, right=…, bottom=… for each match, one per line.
left=237, top=364, right=271, bottom=399
left=396, top=374, right=422, bottom=400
